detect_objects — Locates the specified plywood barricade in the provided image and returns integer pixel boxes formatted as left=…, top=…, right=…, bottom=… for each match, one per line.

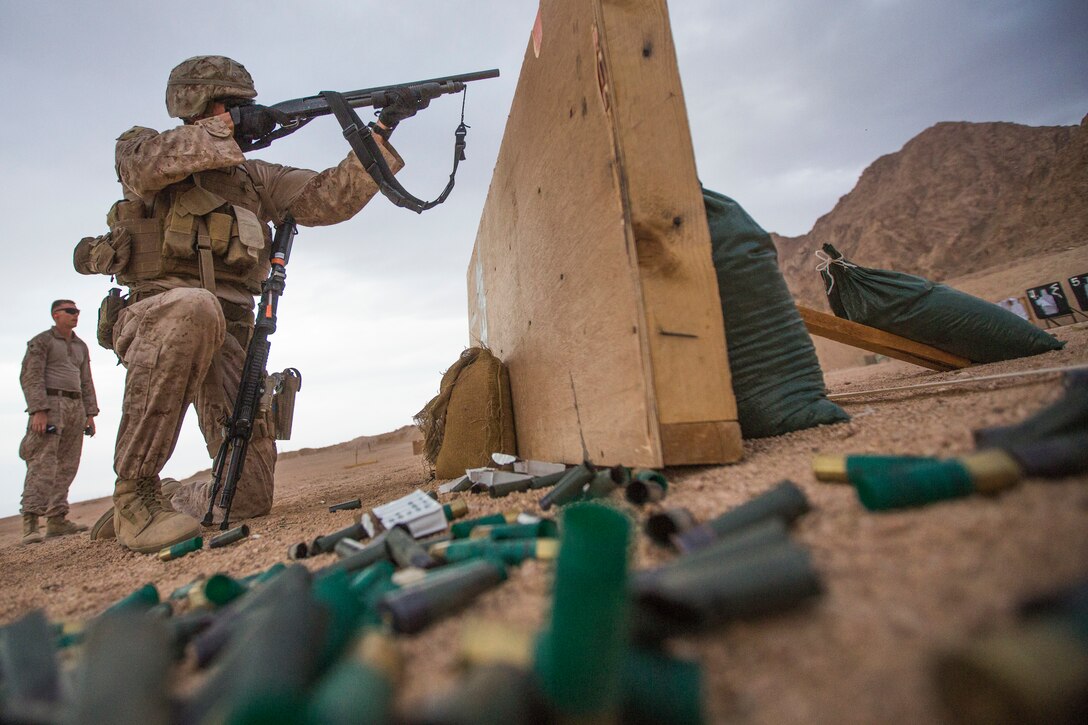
left=467, top=0, right=742, bottom=468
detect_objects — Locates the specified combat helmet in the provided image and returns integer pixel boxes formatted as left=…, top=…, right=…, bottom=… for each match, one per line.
left=166, top=55, right=257, bottom=119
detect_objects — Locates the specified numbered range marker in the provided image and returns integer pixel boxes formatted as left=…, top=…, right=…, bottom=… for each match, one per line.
left=1025, top=282, right=1072, bottom=319
left=1068, top=273, right=1088, bottom=312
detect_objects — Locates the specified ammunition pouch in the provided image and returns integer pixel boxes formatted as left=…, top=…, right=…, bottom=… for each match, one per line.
left=97, top=287, right=126, bottom=351
left=259, top=367, right=302, bottom=440
left=74, top=228, right=132, bottom=276
left=85, top=167, right=272, bottom=295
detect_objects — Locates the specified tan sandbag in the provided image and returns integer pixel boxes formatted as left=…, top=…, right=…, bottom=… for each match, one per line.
left=415, top=347, right=516, bottom=480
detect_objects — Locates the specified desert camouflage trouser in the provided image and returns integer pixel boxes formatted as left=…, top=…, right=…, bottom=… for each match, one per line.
left=20, top=395, right=86, bottom=518
left=113, top=287, right=277, bottom=522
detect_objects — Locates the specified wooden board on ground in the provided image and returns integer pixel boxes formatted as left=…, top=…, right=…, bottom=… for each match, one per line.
left=798, top=306, right=972, bottom=371
left=467, top=0, right=741, bottom=468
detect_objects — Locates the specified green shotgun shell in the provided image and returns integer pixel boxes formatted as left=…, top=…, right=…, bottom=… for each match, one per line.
left=622, top=647, right=704, bottom=725
left=450, top=512, right=518, bottom=539
left=634, top=540, right=821, bottom=636
left=538, top=464, right=594, bottom=511
left=584, top=468, right=620, bottom=501
left=158, top=535, right=203, bottom=562
left=535, top=503, right=631, bottom=718
left=854, top=450, right=1022, bottom=511
left=104, top=583, right=160, bottom=615
left=385, top=525, right=439, bottom=570
left=240, top=562, right=287, bottom=588
left=208, top=524, right=250, bottom=549
left=305, top=631, right=401, bottom=725
left=529, top=468, right=570, bottom=490
left=203, top=574, right=248, bottom=607
left=379, top=558, right=508, bottom=634
left=432, top=538, right=560, bottom=566
left=328, top=498, right=362, bottom=512
left=311, top=520, right=370, bottom=555
left=673, top=479, right=810, bottom=553
left=334, top=537, right=368, bottom=558
left=470, top=519, right=560, bottom=541
left=626, top=469, right=668, bottom=505
left=645, top=508, right=697, bottom=547
left=812, top=453, right=932, bottom=484
left=316, top=532, right=390, bottom=579
left=442, top=498, right=470, bottom=521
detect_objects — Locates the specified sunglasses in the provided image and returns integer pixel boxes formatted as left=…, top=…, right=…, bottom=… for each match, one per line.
left=56, top=308, right=80, bottom=315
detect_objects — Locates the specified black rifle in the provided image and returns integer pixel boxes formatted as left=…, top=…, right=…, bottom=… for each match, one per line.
left=204, top=216, right=297, bottom=530
left=229, top=68, right=500, bottom=213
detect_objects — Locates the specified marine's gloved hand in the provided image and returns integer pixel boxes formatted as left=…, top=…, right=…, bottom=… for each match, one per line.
left=230, top=103, right=279, bottom=142
left=377, top=86, right=431, bottom=129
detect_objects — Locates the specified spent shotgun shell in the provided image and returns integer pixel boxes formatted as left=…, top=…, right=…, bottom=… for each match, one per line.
left=158, top=536, right=203, bottom=562
left=208, top=524, right=249, bottom=549
left=538, top=464, right=594, bottom=511
left=385, top=525, right=439, bottom=569
left=626, top=469, right=668, bottom=505
left=672, top=479, right=810, bottom=553
left=379, top=558, right=508, bottom=634
left=288, top=541, right=309, bottom=560
left=584, top=469, right=620, bottom=501
left=645, top=508, right=697, bottom=547
left=328, top=498, right=362, bottom=512
left=334, top=537, right=368, bottom=558
left=311, top=520, right=370, bottom=555
left=431, top=538, right=560, bottom=566
left=443, top=498, right=470, bottom=521
left=450, top=511, right=519, bottom=539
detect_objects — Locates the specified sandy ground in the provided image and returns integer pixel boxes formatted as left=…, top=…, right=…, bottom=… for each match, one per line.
left=1, top=326, right=1086, bottom=722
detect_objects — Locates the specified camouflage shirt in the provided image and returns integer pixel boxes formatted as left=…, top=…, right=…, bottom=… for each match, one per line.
left=20, top=328, right=99, bottom=417
left=113, top=116, right=406, bottom=303
left=115, top=115, right=405, bottom=225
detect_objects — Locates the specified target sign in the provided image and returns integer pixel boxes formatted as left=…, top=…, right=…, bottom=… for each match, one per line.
left=1069, top=273, right=1088, bottom=312
left=1026, top=282, right=1072, bottom=319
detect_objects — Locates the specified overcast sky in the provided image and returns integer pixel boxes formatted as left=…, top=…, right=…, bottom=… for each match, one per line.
left=1, top=0, right=1085, bottom=516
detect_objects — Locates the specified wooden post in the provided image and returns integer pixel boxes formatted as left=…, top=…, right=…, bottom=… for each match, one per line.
left=468, top=0, right=742, bottom=467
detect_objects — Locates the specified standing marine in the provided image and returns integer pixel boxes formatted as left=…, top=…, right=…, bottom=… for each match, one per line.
left=78, top=56, right=421, bottom=553
left=19, top=300, right=98, bottom=545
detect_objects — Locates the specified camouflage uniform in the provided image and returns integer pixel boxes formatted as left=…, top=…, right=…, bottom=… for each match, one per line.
left=19, top=328, right=99, bottom=518
left=112, top=111, right=404, bottom=523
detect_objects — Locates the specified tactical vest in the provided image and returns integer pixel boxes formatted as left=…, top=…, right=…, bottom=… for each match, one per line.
left=108, top=164, right=272, bottom=295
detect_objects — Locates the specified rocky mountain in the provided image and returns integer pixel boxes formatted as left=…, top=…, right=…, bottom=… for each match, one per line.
left=773, top=114, right=1088, bottom=309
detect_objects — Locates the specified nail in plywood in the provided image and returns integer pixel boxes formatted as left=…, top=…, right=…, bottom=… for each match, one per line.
left=798, top=306, right=972, bottom=371
left=467, top=0, right=742, bottom=468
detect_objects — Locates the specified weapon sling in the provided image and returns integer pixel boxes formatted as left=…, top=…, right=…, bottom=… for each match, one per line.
left=204, top=216, right=297, bottom=530
left=320, top=90, right=468, bottom=213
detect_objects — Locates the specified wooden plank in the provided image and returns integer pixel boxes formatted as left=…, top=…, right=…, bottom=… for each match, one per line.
left=797, top=306, right=972, bottom=371
left=596, top=0, right=743, bottom=465
left=468, top=0, right=741, bottom=468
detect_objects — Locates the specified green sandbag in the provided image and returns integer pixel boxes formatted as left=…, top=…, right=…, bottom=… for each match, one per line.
left=704, top=188, right=849, bottom=438
left=819, top=244, right=1064, bottom=363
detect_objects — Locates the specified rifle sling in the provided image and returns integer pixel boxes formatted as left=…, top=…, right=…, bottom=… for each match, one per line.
left=320, top=90, right=466, bottom=214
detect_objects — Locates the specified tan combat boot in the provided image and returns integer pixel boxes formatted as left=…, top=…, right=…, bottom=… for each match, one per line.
left=21, top=514, right=43, bottom=545
left=90, top=477, right=183, bottom=541
left=114, top=478, right=200, bottom=554
left=46, top=516, right=89, bottom=538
